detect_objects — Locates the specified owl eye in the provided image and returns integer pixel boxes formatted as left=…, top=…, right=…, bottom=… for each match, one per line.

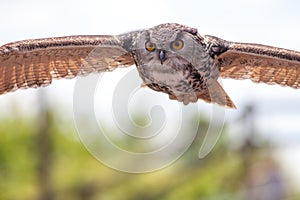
left=171, top=39, right=184, bottom=50
left=145, top=41, right=156, bottom=52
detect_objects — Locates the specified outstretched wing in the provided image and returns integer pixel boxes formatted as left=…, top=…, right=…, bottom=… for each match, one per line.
left=0, top=34, right=135, bottom=95
left=208, top=35, right=300, bottom=88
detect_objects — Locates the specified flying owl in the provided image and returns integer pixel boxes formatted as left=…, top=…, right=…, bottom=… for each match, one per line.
left=0, top=23, right=299, bottom=108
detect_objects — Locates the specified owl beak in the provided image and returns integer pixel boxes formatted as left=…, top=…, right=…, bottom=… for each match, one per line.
left=159, top=50, right=166, bottom=64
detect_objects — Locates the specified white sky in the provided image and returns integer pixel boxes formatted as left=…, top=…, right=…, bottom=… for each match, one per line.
left=0, top=0, right=300, bottom=182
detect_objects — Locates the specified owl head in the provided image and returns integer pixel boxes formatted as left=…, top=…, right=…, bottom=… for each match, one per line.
left=133, top=23, right=211, bottom=91
left=134, top=23, right=202, bottom=67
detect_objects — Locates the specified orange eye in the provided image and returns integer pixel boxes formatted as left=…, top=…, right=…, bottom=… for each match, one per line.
left=145, top=41, right=156, bottom=51
left=171, top=39, right=184, bottom=50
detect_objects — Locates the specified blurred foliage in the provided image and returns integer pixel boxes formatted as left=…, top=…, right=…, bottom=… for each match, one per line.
left=0, top=105, right=298, bottom=200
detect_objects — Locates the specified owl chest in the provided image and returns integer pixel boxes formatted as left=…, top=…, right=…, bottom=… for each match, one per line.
left=136, top=64, right=207, bottom=95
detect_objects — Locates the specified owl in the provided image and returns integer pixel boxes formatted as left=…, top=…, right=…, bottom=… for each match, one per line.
left=0, top=23, right=299, bottom=108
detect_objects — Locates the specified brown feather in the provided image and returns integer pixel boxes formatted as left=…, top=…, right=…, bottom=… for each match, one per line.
left=215, top=42, right=300, bottom=88
left=197, top=81, right=236, bottom=108
left=0, top=35, right=134, bottom=95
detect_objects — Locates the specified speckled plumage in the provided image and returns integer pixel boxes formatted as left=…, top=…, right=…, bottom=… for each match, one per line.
left=0, top=23, right=300, bottom=108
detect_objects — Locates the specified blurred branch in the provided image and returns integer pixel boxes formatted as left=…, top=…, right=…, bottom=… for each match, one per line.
left=35, top=90, right=54, bottom=200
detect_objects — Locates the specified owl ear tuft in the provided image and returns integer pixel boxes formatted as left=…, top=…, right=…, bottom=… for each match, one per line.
left=186, top=28, right=198, bottom=35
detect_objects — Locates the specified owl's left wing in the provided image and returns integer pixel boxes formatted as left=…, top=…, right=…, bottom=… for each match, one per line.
left=207, top=35, right=300, bottom=88
left=0, top=34, right=136, bottom=95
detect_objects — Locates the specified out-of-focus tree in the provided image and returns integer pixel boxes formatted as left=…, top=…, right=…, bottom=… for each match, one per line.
left=0, top=102, right=298, bottom=200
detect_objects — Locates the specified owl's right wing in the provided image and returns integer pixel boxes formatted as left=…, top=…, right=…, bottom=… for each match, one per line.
left=0, top=34, right=136, bottom=95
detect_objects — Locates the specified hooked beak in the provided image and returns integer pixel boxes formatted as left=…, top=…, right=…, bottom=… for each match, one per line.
left=159, top=50, right=166, bottom=64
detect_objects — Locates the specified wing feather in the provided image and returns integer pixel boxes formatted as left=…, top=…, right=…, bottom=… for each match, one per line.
left=0, top=35, right=135, bottom=94
left=211, top=37, right=300, bottom=88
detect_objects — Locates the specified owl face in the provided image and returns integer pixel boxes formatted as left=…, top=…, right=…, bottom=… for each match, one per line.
left=134, top=28, right=199, bottom=86
left=140, top=28, right=197, bottom=65
left=133, top=25, right=212, bottom=104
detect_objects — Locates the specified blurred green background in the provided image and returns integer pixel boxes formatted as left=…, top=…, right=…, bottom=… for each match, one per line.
left=0, top=96, right=298, bottom=200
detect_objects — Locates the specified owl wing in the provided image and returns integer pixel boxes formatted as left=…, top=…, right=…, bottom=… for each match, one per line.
left=208, top=35, right=300, bottom=88
left=0, top=34, right=135, bottom=95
